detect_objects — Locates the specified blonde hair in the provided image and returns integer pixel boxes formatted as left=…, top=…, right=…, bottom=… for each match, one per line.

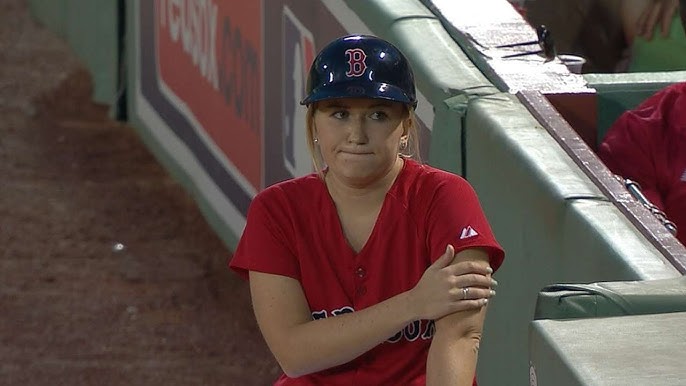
left=305, top=103, right=421, bottom=178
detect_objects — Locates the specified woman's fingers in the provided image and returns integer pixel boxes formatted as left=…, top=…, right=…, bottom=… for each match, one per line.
left=450, top=286, right=495, bottom=302
left=412, top=245, right=496, bottom=319
left=448, top=272, right=493, bottom=289
left=446, top=297, right=490, bottom=313
left=637, top=0, right=678, bottom=40
left=660, top=0, right=678, bottom=37
left=429, top=244, right=455, bottom=271
left=437, top=287, right=494, bottom=314
left=442, top=260, right=492, bottom=277
left=644, top=1, right=663, bottom=39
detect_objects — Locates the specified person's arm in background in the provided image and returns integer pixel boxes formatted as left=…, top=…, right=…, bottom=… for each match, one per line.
left=598, top=95, right=667, bottom=211
left=426, top=247, right=492, bottom=386
left=249, top=246, right=493, bottom=378
left=621, top=0, right=679, bottom=43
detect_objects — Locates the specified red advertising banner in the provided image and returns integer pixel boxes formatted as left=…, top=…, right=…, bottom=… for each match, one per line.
left=155, top=0, right=262, bottom=190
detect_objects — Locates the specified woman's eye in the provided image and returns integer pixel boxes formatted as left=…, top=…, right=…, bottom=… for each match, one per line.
left=332, top=111, right=348, bottom=119
left=370, top=111, right=388, bottom=120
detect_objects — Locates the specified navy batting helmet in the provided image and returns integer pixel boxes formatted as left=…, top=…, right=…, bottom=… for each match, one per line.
left=300, top=35, right=417, bottom=108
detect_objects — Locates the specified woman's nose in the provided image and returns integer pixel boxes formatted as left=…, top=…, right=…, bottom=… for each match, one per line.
left=347, top=116, right=368, bottom=143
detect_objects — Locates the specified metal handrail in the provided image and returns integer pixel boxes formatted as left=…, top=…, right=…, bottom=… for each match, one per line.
left=622, top=177, right=678, bottom=236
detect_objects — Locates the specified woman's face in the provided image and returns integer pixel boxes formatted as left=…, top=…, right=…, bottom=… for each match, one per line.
left=313, top=97, right=408, bottom=186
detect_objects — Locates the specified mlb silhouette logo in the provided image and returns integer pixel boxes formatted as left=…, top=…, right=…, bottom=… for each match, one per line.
left=282, top=6, right=315, bottom=178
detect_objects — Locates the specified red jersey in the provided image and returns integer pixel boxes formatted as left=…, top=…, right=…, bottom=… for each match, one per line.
left=230, top=159, right=504, bottom=385
left=599, top=82, right=686, bottom=246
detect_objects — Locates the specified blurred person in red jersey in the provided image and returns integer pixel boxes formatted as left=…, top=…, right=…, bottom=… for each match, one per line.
left=599, top=82, right=686, bottom=245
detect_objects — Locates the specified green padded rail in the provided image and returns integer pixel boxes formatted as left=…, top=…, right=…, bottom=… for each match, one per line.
left=534, top=277, right=686, bottom=320
left=464, top=93, right=680, bottom=386
left=530, top=312, right=686, bottom=386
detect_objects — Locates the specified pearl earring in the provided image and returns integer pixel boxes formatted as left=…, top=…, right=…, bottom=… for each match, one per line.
left=314, top=138, right=319, bottom=144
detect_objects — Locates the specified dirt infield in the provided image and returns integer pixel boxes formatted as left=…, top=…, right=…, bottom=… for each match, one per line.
left=0, top=1, right=279, bottom=384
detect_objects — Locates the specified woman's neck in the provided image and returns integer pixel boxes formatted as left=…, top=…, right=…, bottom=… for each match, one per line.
left=325, top=157, right=405, bottom=206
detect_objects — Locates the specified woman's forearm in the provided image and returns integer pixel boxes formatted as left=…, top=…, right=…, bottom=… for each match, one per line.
left=425, top=248, right=491, bottom=385
left=274, top=291, right=416, bottom=377
left=250, top=247, right=493, bottom=378
left=425, top=304, right=487, bottom=386
left=426, top=328, right=481, bottom=386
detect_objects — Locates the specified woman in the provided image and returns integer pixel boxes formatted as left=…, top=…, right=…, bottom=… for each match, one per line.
left=230, top=35, right=504, bottom=385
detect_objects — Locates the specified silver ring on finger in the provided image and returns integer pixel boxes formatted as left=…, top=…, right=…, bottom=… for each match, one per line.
left=462, top=287, right=470, bottom=300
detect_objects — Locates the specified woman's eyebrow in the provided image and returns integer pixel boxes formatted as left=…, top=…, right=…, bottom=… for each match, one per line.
left=320, top=103, right=348, bottom=109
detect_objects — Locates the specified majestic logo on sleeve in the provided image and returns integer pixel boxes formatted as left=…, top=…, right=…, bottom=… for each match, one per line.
left=459, top=226, right=479, bottom=240
left=345, top=48, right=367, bottom=77
left=681, top=168, right=686, bottom=182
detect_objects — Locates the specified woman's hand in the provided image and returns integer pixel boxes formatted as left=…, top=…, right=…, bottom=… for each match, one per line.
left=634, top=0, right=679, bottom=41
left=621, top=0, right=679, bottom=44
left=409, top=244, right=495, bottom=321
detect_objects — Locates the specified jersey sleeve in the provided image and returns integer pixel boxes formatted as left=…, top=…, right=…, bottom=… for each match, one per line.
left=598, top=88, right=673, bottom=210
left=425, top=175, right=505, bottom=272
left=228, top=191, right=300, bottom=281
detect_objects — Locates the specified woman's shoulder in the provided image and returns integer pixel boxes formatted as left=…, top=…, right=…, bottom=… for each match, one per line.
left=404, top=159, right=469, bottom=188
left=253, top=173, right=324, bottom=205
left=612, top=81, right=686, bottom=137
left=396, top=160, right=474, bottom=206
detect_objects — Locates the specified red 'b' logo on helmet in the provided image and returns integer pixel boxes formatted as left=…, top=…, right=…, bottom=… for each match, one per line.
left=345, top=48, right=367, bottom=77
